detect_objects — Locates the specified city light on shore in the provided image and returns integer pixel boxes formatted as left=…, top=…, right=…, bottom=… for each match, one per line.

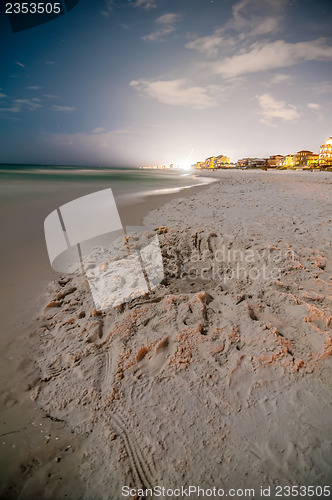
left=141, top=136, right=332, bottom=171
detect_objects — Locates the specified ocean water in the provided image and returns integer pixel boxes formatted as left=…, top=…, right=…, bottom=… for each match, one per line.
left=0, top=164, right=209, bottom=203
left=0, top=165, right=213, bottom=346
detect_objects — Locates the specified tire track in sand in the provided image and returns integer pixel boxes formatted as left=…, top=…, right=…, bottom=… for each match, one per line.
left=110, top=412, right=157, bottom=491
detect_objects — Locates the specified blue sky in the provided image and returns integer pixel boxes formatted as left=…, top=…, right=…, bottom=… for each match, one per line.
left=0, top=0, right=331, bottom=166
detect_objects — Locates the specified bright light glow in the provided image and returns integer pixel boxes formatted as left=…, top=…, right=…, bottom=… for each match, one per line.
left=181, top=161, right=192, bottom=171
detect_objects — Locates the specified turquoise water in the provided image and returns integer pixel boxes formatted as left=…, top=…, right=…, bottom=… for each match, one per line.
left=0, top=164, right=205, bottom=199
left=0, top=165, right=213, bottom=326
left=0, top=165, right=216, bottom=224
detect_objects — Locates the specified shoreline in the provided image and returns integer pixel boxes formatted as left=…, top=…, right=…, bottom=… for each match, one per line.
left=0, top=171, right=217, bottom=499
left=0, top=171, right=214, bottom=343
left=117, top=173, right=218, bottom=227
left=1, top=170, right=331, bottom=499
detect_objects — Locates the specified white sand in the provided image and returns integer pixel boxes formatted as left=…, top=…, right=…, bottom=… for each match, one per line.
left=4, top=170, right=332, bottom=499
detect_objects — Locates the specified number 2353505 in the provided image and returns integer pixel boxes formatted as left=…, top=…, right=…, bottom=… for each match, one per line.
left=5, top=3, right=62, bottom=14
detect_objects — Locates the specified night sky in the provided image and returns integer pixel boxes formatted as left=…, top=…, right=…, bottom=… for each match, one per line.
left=0, top=0, right=332, bottom=166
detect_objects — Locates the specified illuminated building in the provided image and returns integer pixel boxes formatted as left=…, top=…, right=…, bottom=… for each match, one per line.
left=237, top=158, right=249, bottom=167
left=319, top=137, right=332, bottom=166
left=267, top=155, right=284, bottom=168
left=284, top=154, right=295, bottom=168
left=214, top=155, right=230, bottom=167
left=294, top=150, right=313, bottom=166
left=236, top=158, right=267, bottom=168
left=204, top=156, right=215, bottom=168
left=306, top=154, right=319, bottom=167
left=249, top=158, right=267, bottom=168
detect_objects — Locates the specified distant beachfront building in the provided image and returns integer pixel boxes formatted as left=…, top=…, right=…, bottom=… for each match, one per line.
left=249, top=158, right=267, bottom=168
left=237, top=158, right=249, bottom=167
left=294, top=150, right=313, bottom=167
left=284, top=154, right=295, bottom=168
left=319, top=137, right=332, bottom=166
left=205, top=156, right=215, bottom=168
left=306, top=153, right=319, bottom=167
left=193, top=155, right=230, bottom=169
left=237, top=158, right=267, bottom=168
left=267, top=155, right=284, bottom=168
left=214, top=154, right=230, bottom=167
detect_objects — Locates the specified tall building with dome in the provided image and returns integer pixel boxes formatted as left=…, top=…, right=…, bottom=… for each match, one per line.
left=319, top=137, right=332, bottom=166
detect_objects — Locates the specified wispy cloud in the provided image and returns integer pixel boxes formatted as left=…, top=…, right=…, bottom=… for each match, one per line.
left=44, top=94, right=60, bottom=99
left=143, top=26, right=175, bottom=42
left=257, top=93, right=299, bottom=124
left=27, top=86, right=43, bottom=90
left=130, top=78, right=221, bottom=109
left=0, top=92, right=7, bottom=99
left=310, top=81, right=332, bottom=94
left=269, top=73, right=292, bottom=85
left=307, top=102, right=321, bottom=110
left=143, top=12, right=181, bottom=42
left=14, top=98, right=42, bottom=111
left=214, top=38, right=332, bottom=78
left=186, top=29, right=234, bottom=57
left=156, top=13, right=179, bottom=24
left=135, top=0, right=158, bottom=10
left=92, top=127, right=107, bottom=134
left=248, top=17, right=281, bottom=37
left=0, top=106, right=21, bottom=117
left=185, top=0, right=288, bottom=62
left=1, top=97, right=42, bottom=115
left=228, top=0, right=287, bottom=38
left=50, top=105, right=75, bottom=112
left=102, top=0, right=157, bottom=15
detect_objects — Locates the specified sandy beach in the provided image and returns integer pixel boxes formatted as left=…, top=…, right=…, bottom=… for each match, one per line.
left=1, top=170, right=331, bottom=499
